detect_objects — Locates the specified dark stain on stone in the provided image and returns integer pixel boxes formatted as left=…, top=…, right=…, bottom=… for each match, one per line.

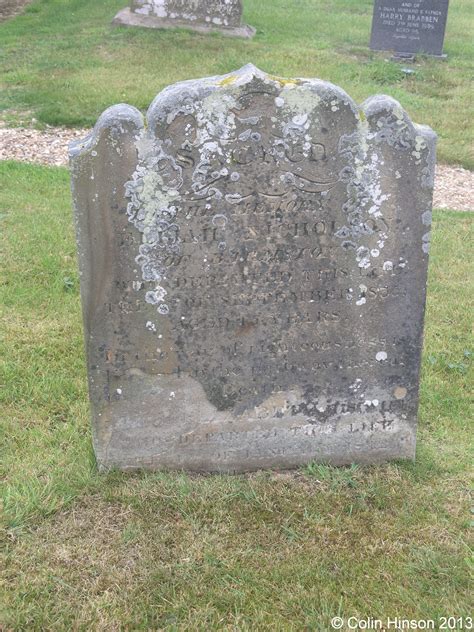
left=235, top=322, right=256, bottom=336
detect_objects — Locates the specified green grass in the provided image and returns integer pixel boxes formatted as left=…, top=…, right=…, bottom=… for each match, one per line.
left=1, top=0, right=474, bottom=167
left=1, top=161, right=472, bottom=629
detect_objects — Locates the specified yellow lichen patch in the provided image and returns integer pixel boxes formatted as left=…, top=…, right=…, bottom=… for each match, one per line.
left=268, top=74, right=300, bottom=87
left=219, top=74, right=237, bottom=87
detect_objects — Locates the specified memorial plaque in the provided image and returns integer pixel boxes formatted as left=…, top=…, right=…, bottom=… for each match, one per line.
left=70, top=65, right=436, bottom=472
left=370, top=0, right=449, bottom=56
left=113, top=0, right=255, bottom=39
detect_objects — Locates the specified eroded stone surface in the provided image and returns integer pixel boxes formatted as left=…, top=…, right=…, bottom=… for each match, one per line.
left=113, top=0, right=255, bottom=38
left=70, top=65, right=436, bottom=472
left=132, top=0, right=242, bottom=27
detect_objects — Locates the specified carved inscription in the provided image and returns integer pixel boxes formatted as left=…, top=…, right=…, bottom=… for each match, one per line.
left=124, top=79, right=410, bottom=419
left=370, top=0, right=450, bottom=56
left=71, top=65, right=436, bottom=471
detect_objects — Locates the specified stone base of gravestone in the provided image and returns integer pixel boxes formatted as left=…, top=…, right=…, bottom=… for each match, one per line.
left=390, top=53, right=447, bottom=62
left=113, top=7, right=256, bottom=39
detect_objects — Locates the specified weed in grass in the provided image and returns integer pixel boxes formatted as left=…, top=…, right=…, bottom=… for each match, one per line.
left=369, top=60, right=405, bottom=85
left=305, top=463, right=360, bottom=489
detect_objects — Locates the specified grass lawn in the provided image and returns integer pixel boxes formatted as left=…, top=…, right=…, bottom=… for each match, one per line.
left=0, top=0, right=473, bottom=168
left=1, top=160, right=472, bottom=629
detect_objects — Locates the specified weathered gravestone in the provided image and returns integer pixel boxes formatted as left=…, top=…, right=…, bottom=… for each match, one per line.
left=370, top=0, right=449, bottom=57
left=70, top=65, right=436, bottom=472
left=113, top=0, right=255, bottom=39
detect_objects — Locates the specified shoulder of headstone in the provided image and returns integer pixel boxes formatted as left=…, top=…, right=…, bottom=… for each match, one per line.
left=299, top=77, right=359, bottom=111
left=69, top=104, right=144, bottom=161
left=361, top=94, right=437, bottom=144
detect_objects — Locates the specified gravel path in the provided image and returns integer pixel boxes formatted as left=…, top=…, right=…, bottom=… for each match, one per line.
left=0, top=126, right=472, bottom=211
left=0, top=0, right=33, bottom=22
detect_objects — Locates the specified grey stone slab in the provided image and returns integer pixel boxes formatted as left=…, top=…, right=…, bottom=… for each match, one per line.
left=113, top=0, right=255, bottom=39
left=370, top=0, right=449, bottom=56
left=70, top=65, right=436, bottom=473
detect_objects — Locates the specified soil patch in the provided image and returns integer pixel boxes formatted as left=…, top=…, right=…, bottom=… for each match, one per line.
left=0, top=0, right=34, bottom=22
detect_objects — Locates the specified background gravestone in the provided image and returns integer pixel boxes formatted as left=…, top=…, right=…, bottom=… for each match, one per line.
left=113, top=0, right=255, bottom=39
left=70, top=65, right=436, bottom=473
left=370, top=0, right=449, bottom=57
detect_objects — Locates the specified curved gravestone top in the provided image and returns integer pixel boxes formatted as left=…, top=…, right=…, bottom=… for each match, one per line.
left=70, top=65, right=436, bottom=472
